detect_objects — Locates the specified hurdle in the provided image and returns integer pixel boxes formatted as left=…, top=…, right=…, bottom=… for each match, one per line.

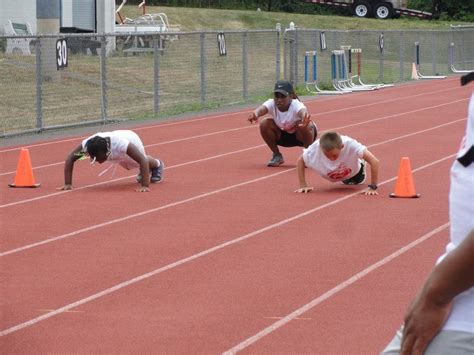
left=339, top=46, right=377, bottom=91
left=449, top=42, right=473, bottom=73
left=333, top=50, right=354, bottom=92
left=413, top=42, right=446, bottom=79
left=304, top=50, right=346, bottom=95
left=347, top=48, right=393, bottom=89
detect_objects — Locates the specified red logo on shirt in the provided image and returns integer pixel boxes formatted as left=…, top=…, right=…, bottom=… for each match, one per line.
left=327, top=164, right=352, bottom=181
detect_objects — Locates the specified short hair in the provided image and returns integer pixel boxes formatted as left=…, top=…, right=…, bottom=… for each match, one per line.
left=85, top=136, right=108, bottom=158
left=319, top=131, right=343, bottom=151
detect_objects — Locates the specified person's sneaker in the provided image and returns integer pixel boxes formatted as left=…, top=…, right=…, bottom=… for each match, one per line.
left=150, top=159, right=164, bottom=183
left=267, top=153, right=284, bottom=167
left=136, top=174, right=143, bottom=183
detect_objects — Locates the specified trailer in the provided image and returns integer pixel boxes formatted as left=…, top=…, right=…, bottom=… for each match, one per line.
left=301, top=0, right=434, bottom=19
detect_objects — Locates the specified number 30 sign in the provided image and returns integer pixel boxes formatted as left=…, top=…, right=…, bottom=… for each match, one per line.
left=56, top=39, right=68, bottom=70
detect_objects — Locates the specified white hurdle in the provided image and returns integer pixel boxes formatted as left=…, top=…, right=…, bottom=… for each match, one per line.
left=414, top=42, right=446, bottom=79
left=449, top=42, right=473, bottom=73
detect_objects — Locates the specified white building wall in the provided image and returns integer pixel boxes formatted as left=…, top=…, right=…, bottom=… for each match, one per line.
left=61, top=0, right=73, bottom=28
left=0, top=0, right=37, bottom=34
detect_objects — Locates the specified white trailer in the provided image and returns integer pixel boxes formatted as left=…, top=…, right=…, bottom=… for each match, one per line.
left=302, top=0, right=433, bottom=19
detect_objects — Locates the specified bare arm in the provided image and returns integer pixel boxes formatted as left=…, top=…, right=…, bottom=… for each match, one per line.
left=401, top=229, right=474, bottom=355
left=248, top=105, right=269, bottom=123
left=295, top=155, right=313, bottom=193
left=362, top=149, right=379, bottom=196
left=126, top=143, right=150, bottom=191
left=58, top=143, right=83, bottom=190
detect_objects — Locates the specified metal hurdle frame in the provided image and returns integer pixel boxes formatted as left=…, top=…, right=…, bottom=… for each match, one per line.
left=414, top=42, right=446, bottom=79
left=340, top=46, right=376, bottom=91
left=332, top=50, right=353, bottom=92
left=348, top=48, right=394, bottom=89
left=449, top=42, right=473, bottom=73
left=304, top=50, right=345, bottom=95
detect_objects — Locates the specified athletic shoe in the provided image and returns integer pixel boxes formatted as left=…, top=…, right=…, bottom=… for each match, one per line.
left=267, top=153, right=284, bottom=167
left=150, top=159, right=164, bottom=183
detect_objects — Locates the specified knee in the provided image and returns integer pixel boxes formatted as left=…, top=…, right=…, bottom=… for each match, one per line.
left=259, top=118, right=277, bottom=136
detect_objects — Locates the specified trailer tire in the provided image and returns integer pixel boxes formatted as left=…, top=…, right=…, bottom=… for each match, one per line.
left=352, top=1, right=372, bottom=18
left=374, top=3, right=393, bottom=19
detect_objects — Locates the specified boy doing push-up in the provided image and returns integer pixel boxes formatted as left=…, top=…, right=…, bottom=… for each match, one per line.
left=296, top=131, right=379, bottom=196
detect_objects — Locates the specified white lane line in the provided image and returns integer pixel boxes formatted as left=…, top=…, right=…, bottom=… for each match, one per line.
left=0, top=83, right=463, bottom=154
left=0, top=89, right=466, bottom=177
left=0, top=144, right=266, bottom=209
left=0, top=167, right=289, bottom=257
left=222, top=223, right=450, bottom=354
left=0, top=155, right=455, bottom=337
left=0, top=114, right=465, bottom=209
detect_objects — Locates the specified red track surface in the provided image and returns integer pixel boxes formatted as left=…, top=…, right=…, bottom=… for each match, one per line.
left=0, top=77, right=470, bottom=353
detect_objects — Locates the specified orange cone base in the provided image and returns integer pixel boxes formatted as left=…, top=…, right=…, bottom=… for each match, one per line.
left=389, top=192, right=420, bottom=198
left=8, top=183, right=41, bottom=188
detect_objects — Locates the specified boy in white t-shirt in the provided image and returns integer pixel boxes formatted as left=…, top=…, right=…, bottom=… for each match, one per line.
left=248, top=80, right=317, bottom=167
left=58, top=130, right=164, bottom=192
left=295, top=131, right=379, bottom=196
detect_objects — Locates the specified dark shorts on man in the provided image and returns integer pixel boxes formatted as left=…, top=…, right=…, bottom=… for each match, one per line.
left=276, top=122, right=318, bottom=147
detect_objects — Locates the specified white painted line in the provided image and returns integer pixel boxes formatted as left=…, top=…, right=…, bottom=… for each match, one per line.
left=0, top=155, right=454, bottom=337
left=0, top=83, right=463, bottom=154
left=222, top=223, right=450, bottom=354
left=0, top=114, right=465, bottom=209
left=0, top=144, right=266, bottom=209
left=0, top=90, right=466, bottom=178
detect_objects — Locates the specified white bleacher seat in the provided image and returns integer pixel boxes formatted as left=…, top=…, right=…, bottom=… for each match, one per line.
left=4, top=20, right=34, bottom=55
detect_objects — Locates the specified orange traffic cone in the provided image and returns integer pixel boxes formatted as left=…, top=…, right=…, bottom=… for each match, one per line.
left=390, top=157, right=419, bottom=198
left=411, top=63, right=419, bottom=80
left=8, top=148, right=40, bottom=188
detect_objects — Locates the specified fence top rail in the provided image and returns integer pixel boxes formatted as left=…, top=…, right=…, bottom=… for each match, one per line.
left=285, top=28, right=474, bottom=34
left=0, top=29, right=280, bottom=40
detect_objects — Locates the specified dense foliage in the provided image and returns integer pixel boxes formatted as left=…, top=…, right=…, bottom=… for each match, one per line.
left=127, top=0, right=474, bottom=21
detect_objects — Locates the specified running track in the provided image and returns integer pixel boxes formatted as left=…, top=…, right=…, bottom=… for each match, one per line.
left=0, top=77, right=470, bottom=353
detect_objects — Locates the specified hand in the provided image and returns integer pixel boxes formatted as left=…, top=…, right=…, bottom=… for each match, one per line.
left=295, top=186, right=314, bottom=193
left=248, top=113, right=258, bottom=124
left=364, top=189, right=379, bottom=196
left=136, top=186, right=150, bottom=192
left=57, top=184, right=72, bottom=191
left=297, top=112, right=311, bottom=128
left=400, top=295, right=452, bottom=355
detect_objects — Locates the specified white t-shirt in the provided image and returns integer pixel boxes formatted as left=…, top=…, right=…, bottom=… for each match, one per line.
left=263, top=98, right=306, bottom=133
left=438, top=93, right=474, bottom=334
left=82, top=130, right=146, bottom=170
left=302, top=135, right=366, bottom=182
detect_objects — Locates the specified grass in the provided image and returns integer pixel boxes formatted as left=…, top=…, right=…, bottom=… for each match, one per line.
left=119, top=5, right=470, bottom=32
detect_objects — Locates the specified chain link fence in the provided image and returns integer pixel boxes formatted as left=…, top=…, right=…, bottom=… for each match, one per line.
left=0, top=27, right=472, bottom=137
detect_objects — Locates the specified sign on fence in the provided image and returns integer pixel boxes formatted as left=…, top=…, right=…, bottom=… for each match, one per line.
left=56, top=39, right=68, bottom=70
left=217, top=33, right=227, bottom=56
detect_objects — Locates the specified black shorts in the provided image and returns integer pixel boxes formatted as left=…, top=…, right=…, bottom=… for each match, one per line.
left=276, top=122, right=318, bottom=147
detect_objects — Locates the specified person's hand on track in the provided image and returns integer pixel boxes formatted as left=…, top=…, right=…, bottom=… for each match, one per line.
left=295, top=186, right=314, bottom=193
left=56, top=184, right=72, bottom=191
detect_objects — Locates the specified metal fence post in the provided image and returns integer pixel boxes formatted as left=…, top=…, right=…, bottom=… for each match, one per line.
left=35, top=36, right=43, bottom=131
left=294, top=28, right=298, bottom=87
left=200, top=32, right=206, bottom=105
left=242, top=31, right=248, bottom=101
left=276, top=25, right=281, bottom=82
left=100, top=35, right=107, bottom=123
left=399, top=31, right=404, bottom=81
left=153, top=35, right=160, bottom=115
left=432, top=31, right=437, bottom=75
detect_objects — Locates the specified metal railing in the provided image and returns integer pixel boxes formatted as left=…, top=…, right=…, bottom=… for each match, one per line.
left=0, top=27, right=472, bottom=137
